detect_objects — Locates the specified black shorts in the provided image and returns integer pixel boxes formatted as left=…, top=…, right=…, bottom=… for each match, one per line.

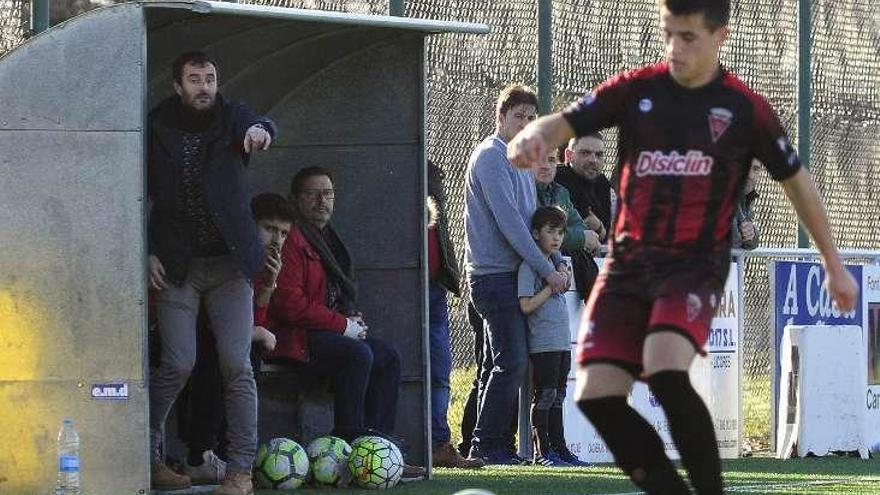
left=575, top=254, right=728, bottom=376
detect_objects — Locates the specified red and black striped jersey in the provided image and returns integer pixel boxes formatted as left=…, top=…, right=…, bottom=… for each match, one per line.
left=562, top=62, right=800, bottom=259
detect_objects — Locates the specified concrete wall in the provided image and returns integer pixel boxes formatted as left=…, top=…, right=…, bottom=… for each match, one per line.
left=0, top=4, right=430, bottom=492
left=0, top=4, right=149, bottom=493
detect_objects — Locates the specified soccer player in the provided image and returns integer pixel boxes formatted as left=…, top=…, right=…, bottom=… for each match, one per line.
left=506, top=0, right=858, bottom=493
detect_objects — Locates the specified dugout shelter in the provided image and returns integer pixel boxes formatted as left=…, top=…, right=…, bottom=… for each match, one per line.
left=0, top=1, right=487, bottom=492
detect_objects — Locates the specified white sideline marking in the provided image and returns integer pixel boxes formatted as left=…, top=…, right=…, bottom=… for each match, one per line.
left=577, top=477, right=877, bottom=495
left=726, top=478, right=863, bottom=492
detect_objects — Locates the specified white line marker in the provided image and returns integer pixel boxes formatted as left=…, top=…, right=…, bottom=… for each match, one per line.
left=564, top=477, right=880, bottom=495
left=727, top=478, right=879, bottom=492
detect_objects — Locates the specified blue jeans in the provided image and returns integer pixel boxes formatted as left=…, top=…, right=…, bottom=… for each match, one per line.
left=469, top=272, right=529, bottom=453
left=429, top=281, right=453, bottom=449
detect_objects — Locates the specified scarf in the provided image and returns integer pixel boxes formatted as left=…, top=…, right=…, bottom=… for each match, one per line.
left=297, top=221, right=358, bottom=314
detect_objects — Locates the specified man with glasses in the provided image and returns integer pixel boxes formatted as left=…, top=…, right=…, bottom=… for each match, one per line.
left=264, top=166, right=425, bottom=481
left=555, top=133, right=615, bottom=246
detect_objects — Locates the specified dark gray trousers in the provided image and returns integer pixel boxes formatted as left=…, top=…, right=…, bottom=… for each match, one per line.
left=149, top=255, right=256, bottom=473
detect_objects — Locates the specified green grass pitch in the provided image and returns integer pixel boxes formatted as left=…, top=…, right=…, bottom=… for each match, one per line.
left=248, top=456, right=879, bottom=494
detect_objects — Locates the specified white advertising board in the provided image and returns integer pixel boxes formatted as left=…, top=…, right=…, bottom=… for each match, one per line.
left=563, top=261, right=741, bottom=462
left=862, top=265, right=880, bottom=452
left=769, top=261, right=880, bottom=454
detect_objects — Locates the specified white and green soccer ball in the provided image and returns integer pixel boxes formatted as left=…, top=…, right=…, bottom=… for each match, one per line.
left=254, top=437, right=310, bottom=489
left=306, top=436, right=352, bottom=486
left=348, top=435, right=404, bottom=489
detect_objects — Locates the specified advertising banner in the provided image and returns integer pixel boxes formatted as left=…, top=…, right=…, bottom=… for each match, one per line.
left=564, top=261, right=741, bottom=462
left=770, top=261, right=863, bottom=446
left=862, top=265, right=880, bottom=452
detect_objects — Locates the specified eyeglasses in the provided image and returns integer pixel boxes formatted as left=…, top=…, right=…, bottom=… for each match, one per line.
left=298, top=188, right=335, bottom=200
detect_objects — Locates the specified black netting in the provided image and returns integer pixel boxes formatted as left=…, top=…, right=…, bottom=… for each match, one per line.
left=0, top=0, right=27, bottom=57
left=1, top=0, right=877, bottom=452
left=242, top=0, right=387, bottom=15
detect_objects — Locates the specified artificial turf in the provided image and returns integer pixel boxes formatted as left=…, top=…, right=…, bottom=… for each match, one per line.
left=249, top=456, right=880, bottom=495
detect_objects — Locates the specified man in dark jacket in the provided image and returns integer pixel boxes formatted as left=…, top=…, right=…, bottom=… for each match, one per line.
left=536, top=148, right=602, bottom=304
left=731, top=160, right=761, bottom=250
left=555, top=133, right=614, bottom=243
left=147, top=51, right=275, bottom=495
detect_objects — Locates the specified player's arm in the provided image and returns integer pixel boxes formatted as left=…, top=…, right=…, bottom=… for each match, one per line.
left=508, top=114, right=576, bottom=170
left=750, top=91, right=857, bottom=312
left=781, top=168, right=857, bottom=311
left=519, top=286, right=554, bottom=315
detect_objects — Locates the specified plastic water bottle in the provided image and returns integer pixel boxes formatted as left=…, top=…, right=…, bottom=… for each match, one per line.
left=55, top=418, right=81, bottom=495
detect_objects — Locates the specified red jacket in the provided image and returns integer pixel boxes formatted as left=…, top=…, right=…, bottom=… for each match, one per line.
left=267, top=226, right=347, bottom=362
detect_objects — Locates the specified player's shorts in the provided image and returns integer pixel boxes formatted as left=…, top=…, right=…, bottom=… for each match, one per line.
left=575, top=253, right=728, bottom=377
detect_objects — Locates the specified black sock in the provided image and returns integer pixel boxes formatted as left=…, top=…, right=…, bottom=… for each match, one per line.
left=648, top=370, right=722, bottom=495
left=531, top=406, right=551, bottom=457
left=548, top=405, right=565, bottom=452
left=578, top=396, right=689, bottom=494
left=187, top=450, right=205, bottom=467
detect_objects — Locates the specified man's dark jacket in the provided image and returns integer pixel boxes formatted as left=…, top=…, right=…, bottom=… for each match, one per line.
left=555, top=165, right=612, bottom=236
left=148, top=94, right=277, bottom=285
left=428, top=162, right=461, bottom=296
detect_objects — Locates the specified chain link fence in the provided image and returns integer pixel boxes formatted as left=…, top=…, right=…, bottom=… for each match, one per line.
left=2, top=0, right=877, bottom=452
left=0, top=0, right=28, bottom=56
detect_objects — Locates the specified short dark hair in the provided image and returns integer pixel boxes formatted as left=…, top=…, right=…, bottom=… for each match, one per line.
left=251, top=193, right=296, bottom=224
left=496, top=84, right=538, bottom=117
left=172, top=51, right=218, bottom=84
left=290, top=166, right=334, bottom=197
left=659, top=0, right=730, bottom=31
left=568, top=132, right=603, bottom=149
left=531, top=206, right=567, bottom=232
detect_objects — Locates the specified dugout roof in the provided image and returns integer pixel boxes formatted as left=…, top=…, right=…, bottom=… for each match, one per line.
left=0, top=2, right=487, bottom=493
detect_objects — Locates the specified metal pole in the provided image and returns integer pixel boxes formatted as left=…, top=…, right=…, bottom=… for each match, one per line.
left=31, top=0, right=49, bottom=34
left=537, top=0, right=553, bottom=114
left=418, top=39, right=432, bottom=478
left=528, top=0, right=560, bottom=456
left=518, top=364, right=534, bottom=461
left=389, top=0, right=404, bottom=17
left=796, top=0, right=811, bottom=248
left=519, top=0, right=553, bottom=460
left=735, top=255, right=745, bottom=457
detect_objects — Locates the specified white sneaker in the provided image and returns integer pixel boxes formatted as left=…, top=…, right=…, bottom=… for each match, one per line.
left=183, top=450, right=227, bottom=485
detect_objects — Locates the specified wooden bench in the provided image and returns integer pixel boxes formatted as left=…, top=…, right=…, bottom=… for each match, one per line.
left=257, top=361, right=335, bottom=445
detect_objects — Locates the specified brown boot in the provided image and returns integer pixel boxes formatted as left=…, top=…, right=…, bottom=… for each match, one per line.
left=213, top=470, right=254, bottom=495
left=151, top=462, right=191, bottom=491
left=432, top=442, right=485, bottom=469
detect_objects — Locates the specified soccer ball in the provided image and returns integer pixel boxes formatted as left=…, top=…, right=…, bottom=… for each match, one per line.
left=347, top=435, right=404, bottom=489
left=254, top=437, right=310, bottom=489
left=306, top=436, right=352, bottom=486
